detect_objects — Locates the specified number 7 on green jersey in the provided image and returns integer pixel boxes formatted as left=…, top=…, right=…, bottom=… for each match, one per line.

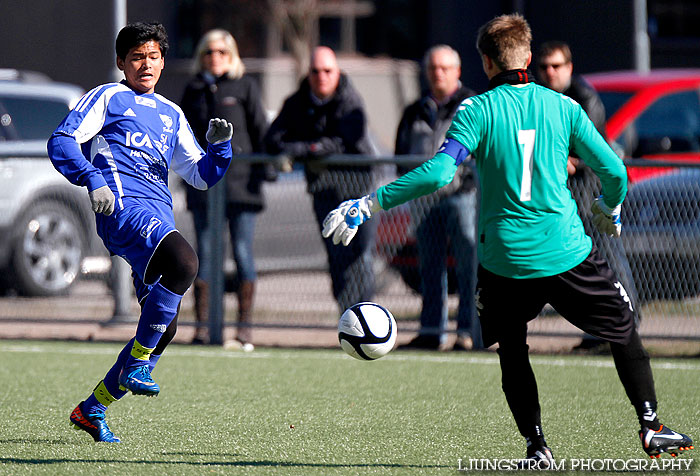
left=518, top=129, right=535, bottom=202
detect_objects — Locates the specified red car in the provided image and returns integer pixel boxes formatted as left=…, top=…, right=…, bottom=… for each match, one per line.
left=584, top=69, right=700, bottom=183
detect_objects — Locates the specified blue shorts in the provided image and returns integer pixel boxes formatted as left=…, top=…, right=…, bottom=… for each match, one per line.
left=132, top=270, right=157, bottom=304
left=96, top=198, right=177, bottom=289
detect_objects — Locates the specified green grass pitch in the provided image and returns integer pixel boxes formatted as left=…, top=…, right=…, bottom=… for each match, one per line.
left=0, top=340, right=697, bottom=475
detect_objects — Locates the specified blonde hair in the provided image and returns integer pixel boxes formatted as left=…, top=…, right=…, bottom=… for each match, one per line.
left=193, top=29, right=245, bottom=79
left=476, top=13, right=532, bottom=70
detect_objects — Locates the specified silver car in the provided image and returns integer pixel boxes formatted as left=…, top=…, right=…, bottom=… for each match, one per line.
left=0, top=71, right=108, bottom=296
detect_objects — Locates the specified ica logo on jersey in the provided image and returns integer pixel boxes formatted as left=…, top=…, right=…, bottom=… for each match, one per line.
left=126, top=130, right=154, bottom=150
left=126, top=129, right=172, bottom=156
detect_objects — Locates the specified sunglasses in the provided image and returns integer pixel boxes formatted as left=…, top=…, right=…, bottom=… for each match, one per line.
left=310, top=68, right=334, bottom=75
left=204, top=49, right=228, bottom=56
left=538, top=62, right=568, bottom=71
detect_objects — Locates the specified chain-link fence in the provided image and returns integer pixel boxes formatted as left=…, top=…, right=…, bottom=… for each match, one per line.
left=0, top=154, right=698, bottom=342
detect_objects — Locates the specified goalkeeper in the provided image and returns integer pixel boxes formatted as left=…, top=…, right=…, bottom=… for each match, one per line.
left=323, top=13, right=693, bottom=463
left=47, top=22, right=233, bottom=443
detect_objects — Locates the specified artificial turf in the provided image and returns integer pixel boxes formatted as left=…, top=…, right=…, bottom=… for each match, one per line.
left=0, top=341, right=697, bottom=475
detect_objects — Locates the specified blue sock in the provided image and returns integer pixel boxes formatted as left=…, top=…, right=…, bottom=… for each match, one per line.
left=83, top=284, right=181, bottom=414
left=83, top=338, right=135, bottom=415
left=124, top=282, right=182, bottom=369
left=149, top=353, right=162, bottom=372
left=82, top=394, right=107, bottom=416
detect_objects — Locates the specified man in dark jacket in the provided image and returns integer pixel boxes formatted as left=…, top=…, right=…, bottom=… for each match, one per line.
left=538, top=41, right=640, bottom=351
left=264, top=46, right=375, bottom=311
left=396, top=45, right=481, bottom=351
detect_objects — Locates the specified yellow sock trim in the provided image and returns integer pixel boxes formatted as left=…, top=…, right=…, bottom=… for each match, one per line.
left=93, top=380, right=118, bottom=406
left=130, top=340, right=155, bottom=361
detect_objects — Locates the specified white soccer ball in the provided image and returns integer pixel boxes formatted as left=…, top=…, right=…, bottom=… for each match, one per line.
left=338, top=302, right=397, bottom=360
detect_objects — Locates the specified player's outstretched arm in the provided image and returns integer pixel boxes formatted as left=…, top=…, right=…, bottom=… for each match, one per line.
left=174, top=118, right=234, bottom=190
left=322, top=140, right=468, bottom=246
left=322, top=193, right=382, bottom=246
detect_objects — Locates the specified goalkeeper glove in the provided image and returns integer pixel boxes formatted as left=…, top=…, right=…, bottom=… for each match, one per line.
left=88, top=185, right=115, bottom=216
left=322, top=193, right=382, bottom=246
left=591, top=196, right=622, bottom=238
left=206, top=118, right=234, bottom=144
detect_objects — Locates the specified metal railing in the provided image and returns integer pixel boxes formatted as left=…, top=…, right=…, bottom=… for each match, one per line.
left=0, top=153, right=697, bottom=343
left=194, top=154, right=700, bottom=343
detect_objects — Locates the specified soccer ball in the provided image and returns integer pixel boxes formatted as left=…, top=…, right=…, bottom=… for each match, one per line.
left=338, top=302, right=397, bottom=360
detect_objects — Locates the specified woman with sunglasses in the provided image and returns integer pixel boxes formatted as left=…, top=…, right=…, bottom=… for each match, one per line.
left=181, top=29, right=275, bottom=349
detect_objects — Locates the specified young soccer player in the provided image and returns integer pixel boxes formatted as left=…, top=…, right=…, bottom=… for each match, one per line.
left=47, top=22, right=233, bottom=443
left=322, top=13, right=693, bottom=463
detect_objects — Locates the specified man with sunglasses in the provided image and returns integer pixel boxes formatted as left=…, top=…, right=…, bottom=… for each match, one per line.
left=265, top=46, right=376, bottom=312
left=537, top=41, right=605, bottom=136
left=538, top=41, right=641, bottom=352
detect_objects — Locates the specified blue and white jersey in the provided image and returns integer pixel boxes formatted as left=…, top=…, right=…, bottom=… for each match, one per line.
left=48, top=81, right=231, bottom=210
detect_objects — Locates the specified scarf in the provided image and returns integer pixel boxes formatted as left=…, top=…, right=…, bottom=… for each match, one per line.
left=488, top=69, right=535, bottom=90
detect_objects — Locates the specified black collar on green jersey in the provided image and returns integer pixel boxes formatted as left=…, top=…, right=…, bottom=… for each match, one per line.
left=488, top=69, right=535, bottom=90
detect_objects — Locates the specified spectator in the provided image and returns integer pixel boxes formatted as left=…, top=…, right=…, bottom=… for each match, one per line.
left=537, top=41, right=640, bottom=352
left=181, top=29, right=274, bottom=349
left=264, top=46, right=376, bottom=311
left=396, top=45, right=481, bottom=351
left=47, top=22, right=233, bottom=442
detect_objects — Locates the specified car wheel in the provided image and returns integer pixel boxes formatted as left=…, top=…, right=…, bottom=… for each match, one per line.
left=11, top=201, right=85, bottom=296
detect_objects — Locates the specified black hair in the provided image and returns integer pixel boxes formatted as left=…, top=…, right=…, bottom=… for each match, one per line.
left=115, top=22, right=169, bottom=59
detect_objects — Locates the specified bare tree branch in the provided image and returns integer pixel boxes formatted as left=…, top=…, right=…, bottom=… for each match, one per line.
left=267, top=0, right=320, bottom=78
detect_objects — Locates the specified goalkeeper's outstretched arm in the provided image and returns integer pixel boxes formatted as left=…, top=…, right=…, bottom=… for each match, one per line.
left=322, top=138, right=470, bottom=245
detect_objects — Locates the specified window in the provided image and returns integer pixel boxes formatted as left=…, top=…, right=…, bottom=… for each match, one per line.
left=599, top=92, right=634, bottom=120
left=627, top=90, right=700, bottom=156
left=0, top=96, right=70, bottom=141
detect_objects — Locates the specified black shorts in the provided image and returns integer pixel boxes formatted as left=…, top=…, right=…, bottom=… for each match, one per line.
left=476, top=247, right=636, bottom=348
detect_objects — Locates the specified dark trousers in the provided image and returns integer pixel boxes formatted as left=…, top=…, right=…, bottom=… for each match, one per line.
left=477, top=248, right=655, bottom=439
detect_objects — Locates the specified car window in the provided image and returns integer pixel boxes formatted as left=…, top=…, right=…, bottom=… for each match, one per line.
left=598, top=92, right=633, bottom=120
left=0, top=95, right=70, bottom=141
left=0, top=100, right=17, bottom=141
left=624, top=89, right=700, bottom=156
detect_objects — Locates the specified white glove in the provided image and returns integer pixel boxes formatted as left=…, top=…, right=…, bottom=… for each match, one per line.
left=322, top=193, right=381, bottom=246
left=591, top=196, right=622, bottom=238
left=89, top=185, right=115, bottom=216
left=206, top=118, right=234, bottom=144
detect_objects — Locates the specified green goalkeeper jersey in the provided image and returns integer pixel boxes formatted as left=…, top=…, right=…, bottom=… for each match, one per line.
left=378, top=82, right=627, bottom=279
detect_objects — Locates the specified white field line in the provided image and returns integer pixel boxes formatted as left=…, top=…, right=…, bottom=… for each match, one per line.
left=2, top=343, right=700, bottom=371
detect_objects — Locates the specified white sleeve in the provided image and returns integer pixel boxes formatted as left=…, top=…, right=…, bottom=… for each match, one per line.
left=64, top=84, right=122, bottom=144
left=169, top=106, right=209, bottom=189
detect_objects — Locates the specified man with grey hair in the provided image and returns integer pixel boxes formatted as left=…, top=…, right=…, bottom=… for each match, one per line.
left=395, top=44, right=480, bottom=351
